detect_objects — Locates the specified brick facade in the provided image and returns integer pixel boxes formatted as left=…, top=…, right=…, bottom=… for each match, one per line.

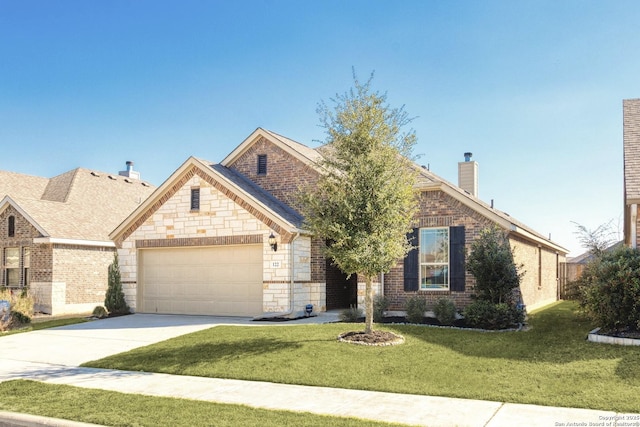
left=0, top=205, right=116, bottom=314
left=227, top=136, right=320, bottom=211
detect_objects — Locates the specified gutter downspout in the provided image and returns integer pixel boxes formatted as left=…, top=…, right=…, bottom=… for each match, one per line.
left=632, top=204, right=638, bottom=249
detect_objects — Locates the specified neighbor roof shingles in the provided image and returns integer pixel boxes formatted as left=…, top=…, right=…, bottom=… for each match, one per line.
left=1, top=168, right=155, bottom=241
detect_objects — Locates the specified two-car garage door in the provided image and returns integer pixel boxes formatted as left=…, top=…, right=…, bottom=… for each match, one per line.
left=138, top=245, right=263, bottom=316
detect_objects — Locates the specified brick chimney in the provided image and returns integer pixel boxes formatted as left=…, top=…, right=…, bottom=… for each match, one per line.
left=458, top=152, right=478, bottom=197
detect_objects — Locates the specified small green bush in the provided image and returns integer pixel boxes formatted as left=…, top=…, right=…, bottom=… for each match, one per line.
left=577, top=246, right=640, bottom=332
left=105, top=253, right=130, bottom=315
left=11, top=311, right=31, bottom=325
left=433, top=298, right=457, bottom=325
left=92, top=306, right=108, bottom=319
left=339, top=306, right=363, bottom=322
left=373, top=295, right=390, bottom=323
left=404, top=296, right=427, bottom=324
left=463, top=300, right=524, bottom=330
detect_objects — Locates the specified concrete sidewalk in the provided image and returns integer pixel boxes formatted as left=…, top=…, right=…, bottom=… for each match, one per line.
left=1, top=314, right=638, bottom=427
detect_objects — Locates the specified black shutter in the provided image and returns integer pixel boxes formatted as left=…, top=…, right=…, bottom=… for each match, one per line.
left=404, top=228, right=419, bottom=291
left=449, top=226, right=465, bottom=292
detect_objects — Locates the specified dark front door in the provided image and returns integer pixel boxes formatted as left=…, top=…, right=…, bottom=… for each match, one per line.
left=325, top=259, right=357, bottom=310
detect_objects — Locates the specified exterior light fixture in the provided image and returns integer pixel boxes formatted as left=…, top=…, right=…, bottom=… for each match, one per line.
left=268, top=232, right=278, bottom=252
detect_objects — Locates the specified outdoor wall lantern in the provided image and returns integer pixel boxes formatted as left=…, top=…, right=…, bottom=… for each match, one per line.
left=268, top=232, right=278, bottom=252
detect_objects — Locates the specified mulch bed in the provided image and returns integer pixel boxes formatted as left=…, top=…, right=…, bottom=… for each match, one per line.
left=338, top=330, right=405, bottom=346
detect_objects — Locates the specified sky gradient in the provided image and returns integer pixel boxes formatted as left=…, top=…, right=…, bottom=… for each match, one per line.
left=2, top=0, right=640, bottom=256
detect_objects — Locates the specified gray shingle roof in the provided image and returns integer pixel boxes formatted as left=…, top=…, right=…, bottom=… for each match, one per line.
left=1, top=168, right=155, bottom=241
left=209, top=163, right=304, bottom=228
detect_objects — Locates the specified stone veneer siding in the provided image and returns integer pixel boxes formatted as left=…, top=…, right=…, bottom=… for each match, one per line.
left=118, top=172, right=318, bottom=315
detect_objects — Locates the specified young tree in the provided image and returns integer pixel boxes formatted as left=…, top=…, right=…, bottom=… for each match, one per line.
left=105, top=252, right=129, bottom=315
left=299, top=72, right=419, bottom=334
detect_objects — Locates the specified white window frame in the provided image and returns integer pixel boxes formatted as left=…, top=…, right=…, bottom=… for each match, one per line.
left=419, top=227, right=450, bottom=291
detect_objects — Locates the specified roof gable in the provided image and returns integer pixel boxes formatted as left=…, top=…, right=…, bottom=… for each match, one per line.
left=221, top=127, right=323, bottom=169
left=110, top=157, right=304, bottom=245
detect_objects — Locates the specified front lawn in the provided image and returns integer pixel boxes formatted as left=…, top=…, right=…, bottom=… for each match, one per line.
left=84, top=301, right=640, bottom=413
left=0, top=380, right=403, bottom=427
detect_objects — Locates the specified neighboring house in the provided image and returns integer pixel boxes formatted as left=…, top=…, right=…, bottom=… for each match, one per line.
left=111, top=128, right=568, bottom=318
left=624, top=98, right=640, bottom=248
left=0, top=163, right=155, bottom=315
left=564, top=241, right=623, bottom=283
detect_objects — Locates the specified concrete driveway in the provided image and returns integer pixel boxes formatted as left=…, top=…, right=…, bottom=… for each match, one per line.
left=1, top=314, right=257, bottom=367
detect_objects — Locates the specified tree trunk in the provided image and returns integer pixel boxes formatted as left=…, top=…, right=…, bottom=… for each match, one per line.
left=364, top=274, right=374, bottom=334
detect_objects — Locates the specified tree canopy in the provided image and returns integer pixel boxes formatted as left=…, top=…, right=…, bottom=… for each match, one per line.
left=299, top=72, right=419, bottom=333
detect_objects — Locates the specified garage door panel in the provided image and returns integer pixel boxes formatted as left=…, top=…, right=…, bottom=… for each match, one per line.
left=139, top=245, right=263, bottom=316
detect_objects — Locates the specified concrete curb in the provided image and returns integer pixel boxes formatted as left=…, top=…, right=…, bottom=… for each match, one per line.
left=0, top=411, right=104, bottom=427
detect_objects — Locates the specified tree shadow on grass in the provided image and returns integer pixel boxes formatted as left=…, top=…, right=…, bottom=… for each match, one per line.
left=84, top=337, right=303, bottom=374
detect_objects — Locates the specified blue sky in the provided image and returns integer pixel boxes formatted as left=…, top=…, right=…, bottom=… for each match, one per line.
left=1, top=0, right=639, bottom=256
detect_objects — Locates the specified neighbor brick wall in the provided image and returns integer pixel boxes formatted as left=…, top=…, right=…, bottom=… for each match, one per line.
left=51, top=244, right=115, bottom=305
left=0, top=206, right=44, bottom=286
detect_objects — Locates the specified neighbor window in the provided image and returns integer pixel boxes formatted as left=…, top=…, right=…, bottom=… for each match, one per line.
left=419, top=227, right=450, bottom=290
left=8, top=216, right=15, bottom=237
left=257, top=154, right=267, bottom=175
left=22, top=247, right=30, bottom=287
left=4, top=247, right=20, bottom=287
left=190, top=188, right=200, bottom=210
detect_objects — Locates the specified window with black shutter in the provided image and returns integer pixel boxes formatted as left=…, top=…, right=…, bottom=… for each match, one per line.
left=449, top=226, right=466, bottom=292
left=403, top=228, right=419, bottom=291
left=257, top=154, right=267, bottom=175
left=403, top=225, right=466, bottom=292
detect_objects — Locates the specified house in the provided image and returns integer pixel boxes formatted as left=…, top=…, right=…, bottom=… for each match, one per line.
left=624, top=98, right=640, bottom=248
left=0, top=162, right=155, bottom=315
left=110, top=128, right=567, bottom=317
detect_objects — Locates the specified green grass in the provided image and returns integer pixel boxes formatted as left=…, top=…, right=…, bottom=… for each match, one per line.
left=1, top=317, right=87, bottom=336
left=0, top=380, right=405, bottom=427
left=84, top=301, right=640, bottom=413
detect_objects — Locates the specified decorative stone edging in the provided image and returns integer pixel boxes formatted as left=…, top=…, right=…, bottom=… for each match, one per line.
left=587, top=328, right=640, bottom=346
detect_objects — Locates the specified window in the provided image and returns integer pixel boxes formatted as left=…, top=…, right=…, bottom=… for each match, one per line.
left=420, top=228, right=450, bottom=290
left=190, top=188, right=200, bottom=211
left=404, top=226, right=466, bottom=292
left=257, top=154, right=267, bottom=175
left=8, top=216, right=15, bottom=237
left=4, top=248, right=20, bottom=287
left=23, top=247, right=30, bottom=287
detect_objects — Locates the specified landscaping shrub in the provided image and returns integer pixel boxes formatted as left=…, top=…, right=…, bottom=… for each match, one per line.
left=404, top=296, right=427, bottom=324
left=577, top=246, right=640, bottom=332
left=373, top=295, right=390, bottom=323
left=339, top=306, right=363, bottom=322
left=433, top=298, right=457, bottom=325
left=11, top=310, right=31, bottom=325
left=0, top=288, right=34, bottom=330
left=92, top=306, right=108, bottom=319
left=463, top=300, right=524, bottom=330
left=105, top=253, right=129, bottom=315
left=467, top=227, right=523, bottom=304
